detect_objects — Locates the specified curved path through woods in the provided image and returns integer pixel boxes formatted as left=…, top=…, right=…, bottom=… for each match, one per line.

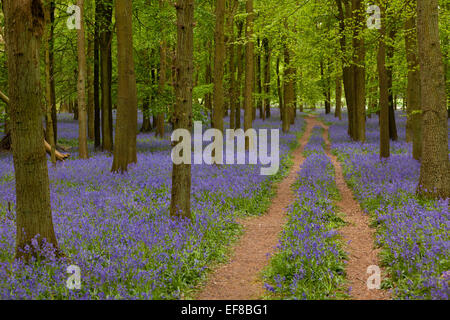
left=196, top=116, right=390, bottom=300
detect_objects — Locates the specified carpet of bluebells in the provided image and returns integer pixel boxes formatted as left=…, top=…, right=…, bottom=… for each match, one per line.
left=264, top=126, right=347, bottom=299
left=0, top=109, right=304, bottom=299
left=321, top=112, right=450, bottom=300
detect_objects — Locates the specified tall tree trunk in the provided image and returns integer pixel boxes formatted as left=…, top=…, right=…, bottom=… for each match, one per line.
left=141, top=96, right=152, bottom=132
left=243, top=0, right=254, bottom=150
left=256, top=38, right=264, bottom=120
left=235, top=21, right=244, bottom=129
left=353, top=0, right=366, bottom=142
left=87, top=34, right=95, bottom=140
left=263, top=37, right=271, bottom=119
left=404, top=0, right=422, bottom=160
left=112, top=0, right=138, bottom=173
left=94, top=4, right=101, bottom=149
left=228, top=0, right=237, bottom=129
left=386, top=28, right=398, bottom=141
left=336, top=0, right=356, bottom=139
left=335, top=74, right=342, bottom=120
left=44, top=1, right=56, bottom=165
left=212, top=0, right=225, bottom=134
left=156, top=5, right=166, bottom=139
left=205, top=43, right=212, bottom=119
left=77, top=0, right=89, bottom=159
left=276, top=56, right=283, bottom=121
left=377, top=2, right=390, bottom=159
left=416, top=0, right=450, bottom=199
left=283, top=44, right=293, bottom=132
left=170, top=0, right=194, bottom=219
left=4, top=0, right=59, bottom=259
left=99, top=0, right=113, bottom=152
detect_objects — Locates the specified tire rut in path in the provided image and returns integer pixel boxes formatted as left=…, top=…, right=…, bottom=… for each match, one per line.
left=196, top=117, right=318, bottom=300
left=314, top=118, right=390, bottom=300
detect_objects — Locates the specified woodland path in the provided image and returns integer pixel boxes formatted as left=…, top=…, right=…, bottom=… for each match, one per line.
left=196, top=116, right=317, bottom=300
left=315, top=118, right=390, bottom=300
left=196, top=116, right=390, bottom=300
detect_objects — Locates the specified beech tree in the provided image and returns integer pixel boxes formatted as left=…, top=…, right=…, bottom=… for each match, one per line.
left=416, top=0, right=450, bottom=199
left=77, top=0, right=89, bottom=159
left=212, top=0, right=225, bottom=134
left=170, top=0, right=194, bottom=219
left=112, top=0, right=138, bottom=173
left=404, top=0, right=422, bottom=161
left=243, top=0, right=254, bottom=150
left=3, top=0, right=59, bottom=259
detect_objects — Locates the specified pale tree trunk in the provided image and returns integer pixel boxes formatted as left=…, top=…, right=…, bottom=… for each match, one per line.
left=212, top=0, right=225, bottom=134
left=4, top=0, right=59, bottom=260
left=44, top=1, right=56, bottom=165
left=404, top=0, right=422, bottom=160
left=243, top=0, right=254, bottom=150
left=77, top=0, right=89, bottom=159
left=378, top=1, right=390, bottom=159
left=416, top=0, right=450, bottom=199
left=112, top=0, right=138, bottom=173
left=170, top=0, right=194, bottom=219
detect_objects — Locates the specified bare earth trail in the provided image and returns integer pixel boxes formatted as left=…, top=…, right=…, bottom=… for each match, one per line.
left=196, top=116, right=390, bottom=300
left=314, top=117, right=391, bottom=300
left=196, top=116, right=318, bottom=300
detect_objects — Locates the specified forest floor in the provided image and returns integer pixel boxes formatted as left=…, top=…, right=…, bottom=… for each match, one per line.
left=197, top=116, right=391, bottom=300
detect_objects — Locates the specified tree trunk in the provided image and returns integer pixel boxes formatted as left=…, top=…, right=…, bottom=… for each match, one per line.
left=256, top=38, right=264, bottom=120
left=352, top=0, right=366, bottom=142
left=377, top=2, right=390, bottom=159
left=416, top=0, right=450, bottom=199
left=4, top=0, right=59, bottom=260
left=87, top=33, right=95, bottom=140
left=170, top=0, right=194, bottom=219
left=99, top=0, right=113, bottom=152
left=276, top=56, right=283, bottom=121
left=263, top=37, right=271, bottom=119
left=94, top=5, right=101, bottom=149
left=283, top=45, right=294, bottom=132
left=141, top=96, right=152, bottom=132
left=44, top=1, right=56, bottom=165
left=386, top=28, right=398, bottom=141
left=243, top=0, right=254, bottom=150
left=112, top=0, right=138, bottom=173
left=335, top=73, right=342, bottom=120
left=404, top=1, right=422, bottom=160
left=77, top=0, right=89, bottom=159
left=235, top=21, right=244, bottom=129
left=336, top=0, right=356, bottom=139
left=212, top=0, right=226, bottom=134
left=156, top=4, right=166, bottom=139
left=228, top=0, right=237, bottom=129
